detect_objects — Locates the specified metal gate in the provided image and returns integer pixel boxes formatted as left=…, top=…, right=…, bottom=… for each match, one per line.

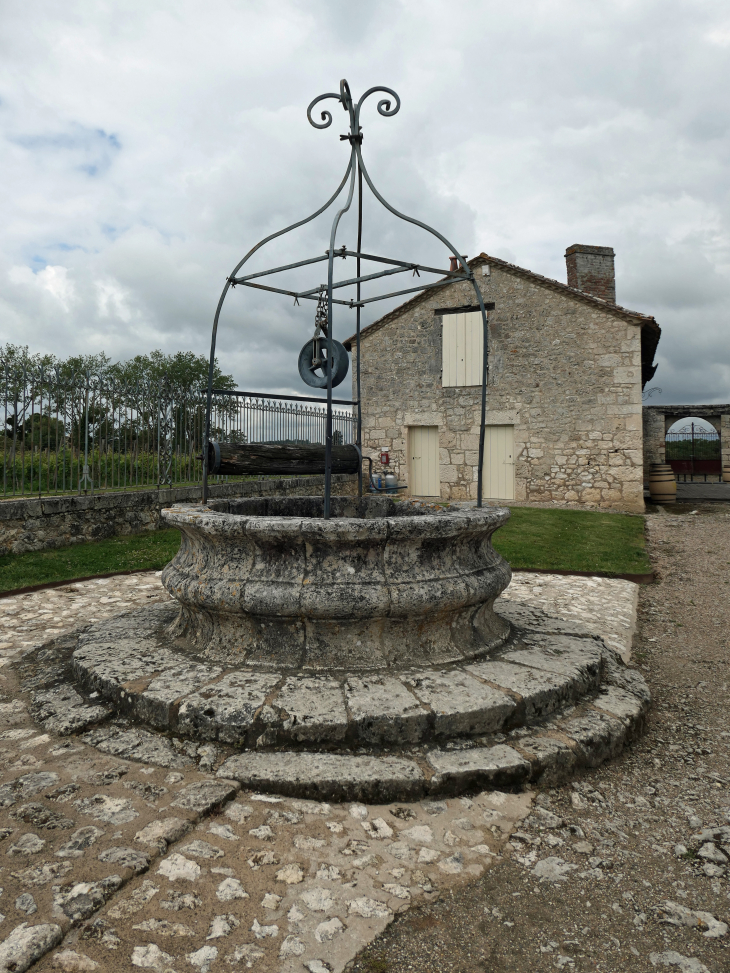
left=665, top=423, right=721, bottom=480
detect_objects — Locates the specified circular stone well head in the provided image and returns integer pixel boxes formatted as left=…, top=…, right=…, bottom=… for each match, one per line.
left=161, top=496, right=511, bottom=670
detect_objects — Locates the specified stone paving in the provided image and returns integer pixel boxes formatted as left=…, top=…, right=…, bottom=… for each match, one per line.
left=499, top=574, right=638, bottom=663
left=0, top=569, right=640, bottom=973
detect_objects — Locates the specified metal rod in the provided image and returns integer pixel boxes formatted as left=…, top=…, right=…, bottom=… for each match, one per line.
left=349, top=277, right=453, bottom=306
left=342, top=250, right=469, bottom=279
left=324, top=145, right=357, bottom=517
left=203, top=157, right=355, bottom=504
left=356, top=161, right=363, bottom=498
left=231, top=253, right=330, bottom=284
left=296, top=262, right=412, bottom=298
left=236, top=279, right=353, bottom=306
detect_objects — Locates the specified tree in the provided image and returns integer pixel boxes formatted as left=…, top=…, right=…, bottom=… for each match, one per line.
left=109, top=350, right=235, bottom=397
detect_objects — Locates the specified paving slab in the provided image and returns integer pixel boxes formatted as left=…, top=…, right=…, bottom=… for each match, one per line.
left=496, top=572, right=638, bottom=663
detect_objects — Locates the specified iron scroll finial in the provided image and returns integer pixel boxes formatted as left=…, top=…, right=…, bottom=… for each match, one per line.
left=306, top=91, right=341, bottom=130
left=307, top=79, right=401, bottom=140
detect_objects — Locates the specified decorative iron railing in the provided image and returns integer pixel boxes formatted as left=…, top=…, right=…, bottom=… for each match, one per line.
left=0, top=367, right=354, bottom=498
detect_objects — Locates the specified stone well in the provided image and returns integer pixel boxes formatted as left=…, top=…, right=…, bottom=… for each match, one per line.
left=44, top=494, right=650, bottom=801
left=160, top=496, right=512, bottom=669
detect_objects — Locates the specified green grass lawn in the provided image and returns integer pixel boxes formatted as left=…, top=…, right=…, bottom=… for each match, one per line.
left=0, top=506, right=651, bottom=593
left=492, top=506, right=651, bottom=575
left=0, top=529, right=182, bottom=592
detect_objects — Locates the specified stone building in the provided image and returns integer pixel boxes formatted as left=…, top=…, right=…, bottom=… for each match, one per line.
left=344, top=245, right=661, bottom=513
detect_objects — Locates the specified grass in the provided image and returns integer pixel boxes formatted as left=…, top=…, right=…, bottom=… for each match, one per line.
left=0, top=528, right=182, bottom=592
left=492, top=506, right=651, bottom=576
left=0, top=505, right=652, bottom=593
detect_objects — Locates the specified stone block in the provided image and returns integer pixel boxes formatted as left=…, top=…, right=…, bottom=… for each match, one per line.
left=466, top=659, right=576, bottom=721
left=501, top=634, right=603, bottom=694
left=217, top=752, right=426, bottom=802
left=560, top=710, right=626, bottom=767
left=177, top=672, right=283, bottom=744
left=139, top=663, right=223, bottom=729
left=345, top=676, right=430, bottom=744
left=514, top=734, right=577, bottom=783
left=402, top=669, right=515, bottom=737
left=426, top=745, right=530, bottom=795
left=592, top=686, right=648, bottom=726
left=170, top=779, right=240, bottom=816
left=81, top=725, right=193, bottom=769
left=274, top=677, right=348, bottom=744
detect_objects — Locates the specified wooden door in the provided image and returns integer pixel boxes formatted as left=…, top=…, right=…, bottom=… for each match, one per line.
left=409, top=426, right=440, bottom=496
left=483, top=425, right=515, bottom=500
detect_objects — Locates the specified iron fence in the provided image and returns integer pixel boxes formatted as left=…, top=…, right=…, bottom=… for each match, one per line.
left=0, top=367, right=354, bottom=498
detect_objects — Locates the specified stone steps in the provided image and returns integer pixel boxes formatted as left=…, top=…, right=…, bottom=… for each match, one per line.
left=214, top=682, right=648, bottom=801
left=27, top=598, right=652, bottom=801
left=71, top=605, right=611, bottom=751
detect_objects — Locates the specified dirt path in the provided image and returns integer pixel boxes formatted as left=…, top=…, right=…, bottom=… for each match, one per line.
left=347, top=504, right=730, bottom=973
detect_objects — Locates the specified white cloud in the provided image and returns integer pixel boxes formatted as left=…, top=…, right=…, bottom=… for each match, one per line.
left=705, top=23, right=730, bottom=47
left=8, top=263, right=76, bottom=312
left=0, top=0, right=728, bottom=405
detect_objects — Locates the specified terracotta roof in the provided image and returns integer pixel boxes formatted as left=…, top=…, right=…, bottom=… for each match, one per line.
left=343, top=252, right=660, bottom=350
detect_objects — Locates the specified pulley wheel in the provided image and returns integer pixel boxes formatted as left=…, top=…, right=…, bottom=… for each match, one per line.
left=298, top=338, right=349, bottom=389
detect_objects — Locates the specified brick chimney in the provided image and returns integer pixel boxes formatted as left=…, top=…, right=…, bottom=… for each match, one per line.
left=565, top=244, right=615, bottom=303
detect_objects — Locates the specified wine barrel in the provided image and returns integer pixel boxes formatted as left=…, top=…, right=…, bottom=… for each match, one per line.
left=207, top=440, right=360, bottom=477
left=648, top=463, right=676, bottom=504
left=723, top=464, right=730, bottom=483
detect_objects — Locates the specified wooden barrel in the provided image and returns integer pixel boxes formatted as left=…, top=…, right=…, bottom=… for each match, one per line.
left=723, top=464, right=730, bottom=483
left=648, top=463, right=676, bottom=504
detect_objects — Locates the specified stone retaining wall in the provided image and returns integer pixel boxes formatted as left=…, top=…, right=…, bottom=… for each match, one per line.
left=0, top=474, right=357, bottom=555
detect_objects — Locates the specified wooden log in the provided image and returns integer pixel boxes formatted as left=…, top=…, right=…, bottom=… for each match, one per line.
left=208, top=441, right=360, bottom=477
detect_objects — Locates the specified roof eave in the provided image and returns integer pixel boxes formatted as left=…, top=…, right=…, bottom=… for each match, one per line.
left=343, top=252, right=660, bottom=350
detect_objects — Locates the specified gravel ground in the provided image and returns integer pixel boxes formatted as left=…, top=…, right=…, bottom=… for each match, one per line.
left=347, top=503, right=730, bottom=973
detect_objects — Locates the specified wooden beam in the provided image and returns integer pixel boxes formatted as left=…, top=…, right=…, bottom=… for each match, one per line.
left=209, top=441, right=360, bottom=477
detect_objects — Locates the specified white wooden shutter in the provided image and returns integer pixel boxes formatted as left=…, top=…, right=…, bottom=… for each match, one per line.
left=441, top=311, right=483, bottom=387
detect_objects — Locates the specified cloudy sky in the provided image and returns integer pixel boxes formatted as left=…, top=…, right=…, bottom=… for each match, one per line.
left=1, top=0, right=729, bottom=408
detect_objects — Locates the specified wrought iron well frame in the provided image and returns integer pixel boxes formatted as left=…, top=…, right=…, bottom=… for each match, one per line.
left=203, top=79, right=492, bottom=517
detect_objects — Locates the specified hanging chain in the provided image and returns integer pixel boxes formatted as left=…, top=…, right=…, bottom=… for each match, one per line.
left=312, top=287, right=329, bottom=368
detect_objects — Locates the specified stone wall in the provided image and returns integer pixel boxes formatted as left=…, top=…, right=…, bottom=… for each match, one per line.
left=350, top=258, right=648, bottom=512
left=0, top=475, right=357, bottom=555
left=642, top=408, right=666, bottom=469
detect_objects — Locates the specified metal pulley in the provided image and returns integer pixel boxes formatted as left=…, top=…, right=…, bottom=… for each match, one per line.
left=298, top=288, right=349, bottom=389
